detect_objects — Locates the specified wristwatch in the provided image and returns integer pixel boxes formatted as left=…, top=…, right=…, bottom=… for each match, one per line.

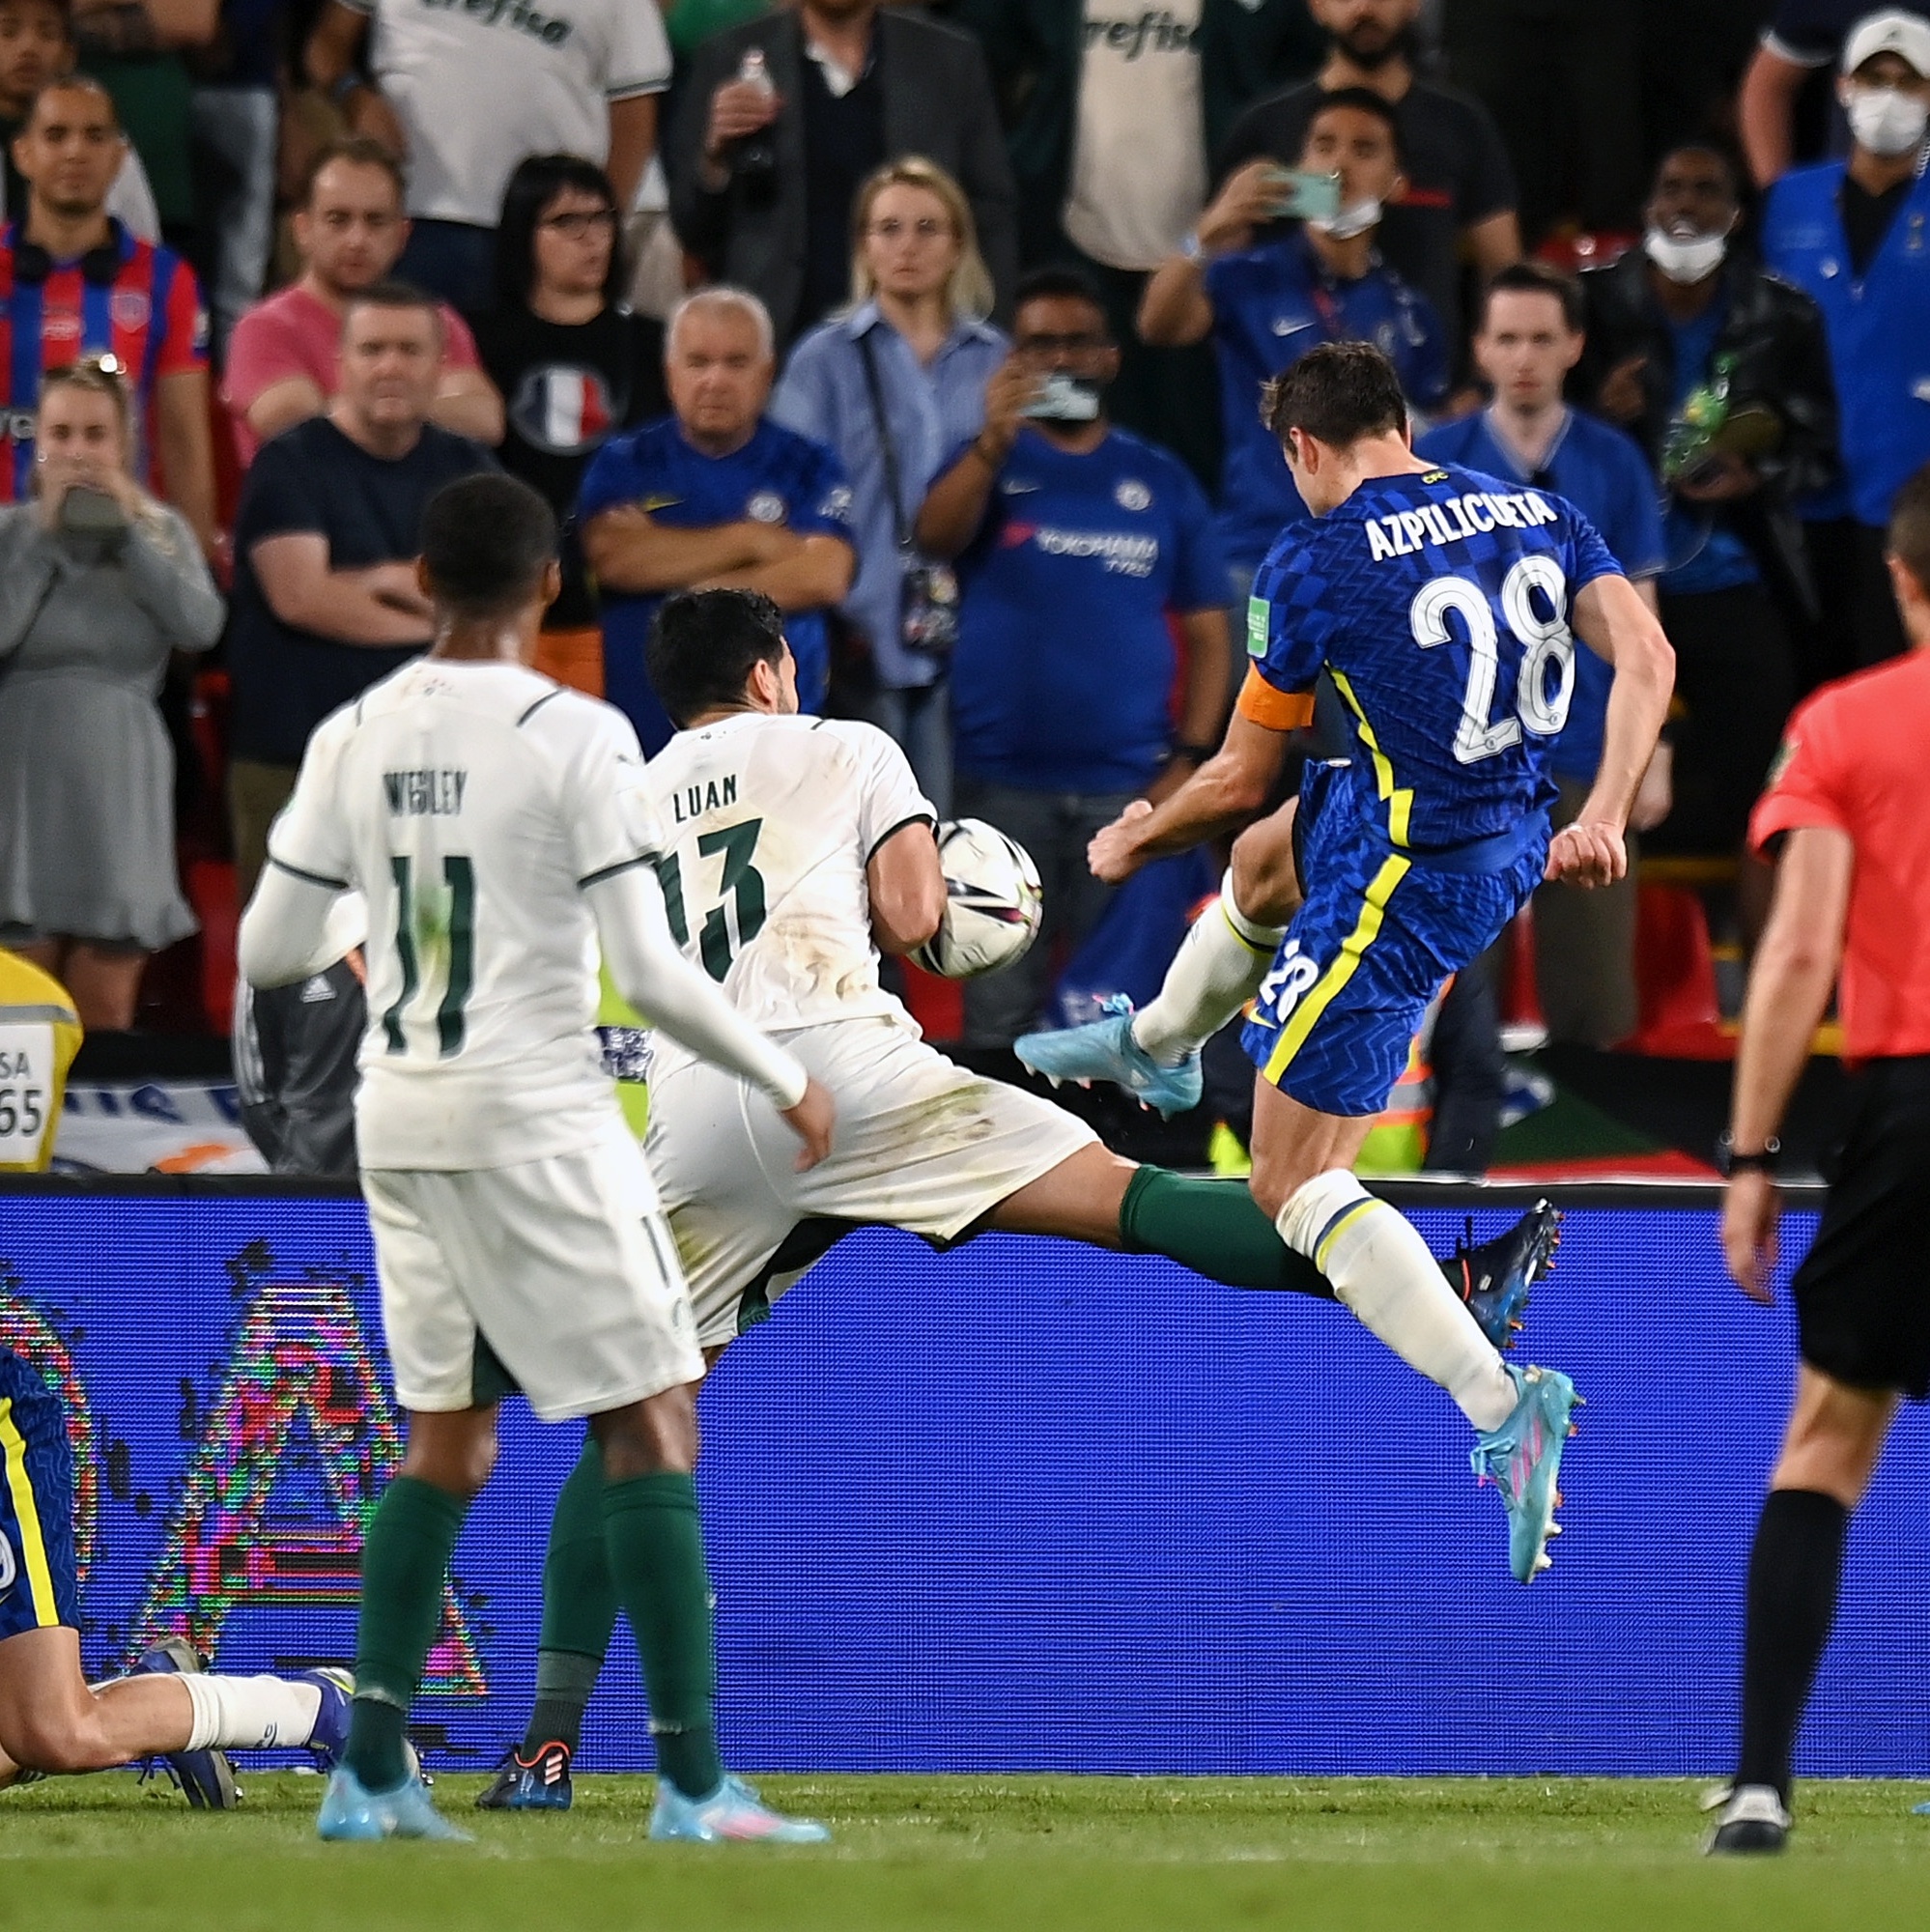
left=1716, top=1131, right=1781, bottom=1177
left=1179, top=231, right=1206, bottom=263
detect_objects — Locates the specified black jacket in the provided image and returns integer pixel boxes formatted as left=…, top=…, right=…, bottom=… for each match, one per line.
left=1575, top=248, right=1840, bottom=614
left=667, top=9, right=1018, bottom=341
left=233, top=962, right=363, bottom=1181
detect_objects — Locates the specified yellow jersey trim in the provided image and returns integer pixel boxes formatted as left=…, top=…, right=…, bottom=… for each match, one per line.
left=0, top=1396, right=61, bottom=1628
left=1328, top=669, right=1413, bottom=849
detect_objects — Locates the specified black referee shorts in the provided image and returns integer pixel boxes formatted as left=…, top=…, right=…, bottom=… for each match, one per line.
left=1793, top=1056, right=1930, bottom=1399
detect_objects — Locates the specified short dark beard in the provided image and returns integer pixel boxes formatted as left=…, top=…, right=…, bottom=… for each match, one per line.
left=1333, top=23, right=1415, bottom=71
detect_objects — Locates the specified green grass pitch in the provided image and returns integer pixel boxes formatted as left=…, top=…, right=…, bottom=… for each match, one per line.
left=7, top=1774, right=1930, bottom=1929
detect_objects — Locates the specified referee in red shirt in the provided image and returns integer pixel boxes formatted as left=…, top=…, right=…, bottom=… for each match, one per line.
left=0, top=76, right=213, bottom=548
left=1713, top=460, right=1930, bottom=1855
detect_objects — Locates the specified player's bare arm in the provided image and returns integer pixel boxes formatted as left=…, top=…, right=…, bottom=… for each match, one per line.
left=1089, top=710, right=1289, bottom=883
left=867, top=822, right=947, bottom=956
left=1721, top=825, right=1854, bottom=1302
left=1548, top=572, right=1675, bottom=888
left=582, top=504, right=798, bottom=594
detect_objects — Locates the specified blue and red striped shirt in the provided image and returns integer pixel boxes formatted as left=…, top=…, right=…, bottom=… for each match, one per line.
left=0, top=219, right=207, bottom=497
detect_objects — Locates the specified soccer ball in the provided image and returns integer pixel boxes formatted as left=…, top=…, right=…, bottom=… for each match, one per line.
left=911, top=819, right=1043, bottom=980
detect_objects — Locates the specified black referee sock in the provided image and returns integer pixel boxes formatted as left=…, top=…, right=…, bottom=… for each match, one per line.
left=1736, top=1487, right=1850, bottom=1801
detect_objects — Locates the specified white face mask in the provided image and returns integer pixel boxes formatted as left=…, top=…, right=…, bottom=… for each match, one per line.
left=1644, top=225, right=1728, bottom=284
left=1308, top=197, right=1382, bottom=242
left=1845, top=85, right=1930, bottom=157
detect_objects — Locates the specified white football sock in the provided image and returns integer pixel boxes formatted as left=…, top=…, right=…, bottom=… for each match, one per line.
left=180, top=1672, right=323, bottom=1752
left=1275, top=1170, right=1518, bottom=1432
left=1130, top=872, right=1284, bottom=1065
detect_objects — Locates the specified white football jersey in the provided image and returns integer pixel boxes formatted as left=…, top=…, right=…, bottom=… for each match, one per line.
left=643, top=712, right=935, bottom=1071
left=268, top=659, right=665, bottom=1170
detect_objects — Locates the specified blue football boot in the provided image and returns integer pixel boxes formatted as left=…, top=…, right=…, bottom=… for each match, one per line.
left=1470, top=1364, right=1581, bottom=1583
left=132, top=1637, right=240, bottom=1809
left=317, top=1765, right=470, bottom=1842
left=1446, top=1201, right=1561, bottom=1352
left=1014, top=997, right=1203, bottom=1119
left=648, top=1774, right=830, bottom=1843
left=475, top=1740, right=573, bottom=1811
left=298, top=1668, right=355, bottom=1771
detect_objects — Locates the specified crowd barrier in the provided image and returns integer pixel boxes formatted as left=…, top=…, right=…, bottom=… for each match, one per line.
left=2, top=1176, right=1925, bottom=1779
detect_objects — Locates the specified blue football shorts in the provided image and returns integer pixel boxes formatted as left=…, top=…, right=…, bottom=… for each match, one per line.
left=0, top=1348, right=78, bottom=1640
left=1242, top=766, right=1547, bottom=1119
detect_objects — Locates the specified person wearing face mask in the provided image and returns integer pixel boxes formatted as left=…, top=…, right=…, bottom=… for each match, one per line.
left=1764, top=10, right=1930, bottom=671
left=1577, top=142, right=1838, bottom=856
left=1140, top=87, right=1448, bottom=611
left=917, top=266, right=1231, bottom=1049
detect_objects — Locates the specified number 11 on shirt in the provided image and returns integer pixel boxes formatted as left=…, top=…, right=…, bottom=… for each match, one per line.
left=384, top=854, right=476, bottom=1057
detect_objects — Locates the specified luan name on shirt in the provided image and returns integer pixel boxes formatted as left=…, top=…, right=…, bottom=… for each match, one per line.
left=670, top=774, right=739, bottom=824
left=383, top=769, right=468, bottom=815
left=1364, top=489, right=1559, bottom=562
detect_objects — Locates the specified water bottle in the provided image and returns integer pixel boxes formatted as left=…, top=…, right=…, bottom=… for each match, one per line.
left=733, top=48, right=779, bottom=210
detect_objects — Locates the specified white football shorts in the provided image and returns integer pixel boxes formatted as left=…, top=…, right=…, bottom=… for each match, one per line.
left=362, top=1120, right=705, bottom=1421
left=646, top=1016, right=1097, bottom=1349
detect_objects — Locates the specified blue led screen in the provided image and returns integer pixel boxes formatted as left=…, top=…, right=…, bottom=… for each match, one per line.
left=2, top=1189, right=1925, bottom=1778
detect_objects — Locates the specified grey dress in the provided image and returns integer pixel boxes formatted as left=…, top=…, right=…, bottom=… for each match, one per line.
left=0, top=502, right=224, bottom=950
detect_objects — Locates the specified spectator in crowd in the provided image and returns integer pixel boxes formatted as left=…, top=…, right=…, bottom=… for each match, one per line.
left=577, top=287, right=856, bottom=752
left=667, top=0, right=1018, bottom=351
left=225, top=281, right=497, bottom=899
left=1764, top=10, right=1930, bottom=670
left=223, top=138, right=501, bottom=468
left=69, top=0, right=213, bottom=259
left=0, top=357, right=222, bottom=1030
left=472, top=153, right=667, bottom=699
left=0, top=76, right=214, bottom=551
left=186, top=0, right=285, bottom=355
left=304, top=0, right=670, bottom=313
left=948, top=0, right=1321, bottom=482
left=1420, top=263, right=1668, bottom=1048
left=1439, top=0, right=1642, bottom=246
left=1578, top=143, right=1834, bottom=856
left=1739, top=0, right=1872, bottom=188
left=1140, top=88, right=1447, bottom=607
left=0, top=0, right=160, bottom=237
left=1216, top=0, right=1520, bottom=363
left=771, top=156, right=1006, bottom=811
left=916, top=266, right=1230, bottom=1049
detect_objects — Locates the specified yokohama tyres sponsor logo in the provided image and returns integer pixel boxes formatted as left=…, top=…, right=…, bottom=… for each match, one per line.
left=1027, top=527, right=1159, bottom=576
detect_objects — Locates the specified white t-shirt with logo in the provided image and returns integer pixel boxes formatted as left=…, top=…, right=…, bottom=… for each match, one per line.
left=1062, top=0, right=1208, bottom=271
left=345, top=0, right=673, bottom=226
left=642, top=712, right=936, bottom=1069
left=268, top=659, right=667, bottom=1169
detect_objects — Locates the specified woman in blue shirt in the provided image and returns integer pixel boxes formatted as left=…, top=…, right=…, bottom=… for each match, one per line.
left=771, top=157, right=1008, bottom=812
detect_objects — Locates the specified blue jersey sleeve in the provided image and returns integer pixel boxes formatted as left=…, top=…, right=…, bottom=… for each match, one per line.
left=789, top=438, right=856, bottom=540
left=577, top=435, right=647, bottom=523
left=1166, top=458, right=1230, bottom=612
left=1401, top=292, right=1452, bottom=413
left=1563, top=503, right=1624, bottom=595
left=1247, top=528, right=1336, bottom=691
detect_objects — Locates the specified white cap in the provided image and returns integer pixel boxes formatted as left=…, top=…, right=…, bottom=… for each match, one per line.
left=1842, top=9, right=1930, bottom=77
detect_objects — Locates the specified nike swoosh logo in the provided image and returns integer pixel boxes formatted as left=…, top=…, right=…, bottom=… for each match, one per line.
left=1271, top=318, right=1317, bottom=338
left=1001, top=479, right=1040, bottom=494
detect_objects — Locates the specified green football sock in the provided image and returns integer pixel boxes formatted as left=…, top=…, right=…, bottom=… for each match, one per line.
left=601, top=1470, right=724, bottom=1801
left=1120, top=1165, right=1338, bottom=1298
left=345, top=1474, right=468, bottom=1793
left=523, top=1438, right=619, bottom=1757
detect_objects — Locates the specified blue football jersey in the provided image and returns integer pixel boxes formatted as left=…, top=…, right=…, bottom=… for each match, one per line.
left=1247, top=463, right=1622, bottom=851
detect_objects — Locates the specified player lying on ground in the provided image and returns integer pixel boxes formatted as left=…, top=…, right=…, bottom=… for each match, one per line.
left=239, top=474, right=837, bottom=1845
left=469, top=587, right=1560, bottom=1810
left=1021, top=342, right=1675, bottom=1584
left=0, top=1345, right=350, bottom=1804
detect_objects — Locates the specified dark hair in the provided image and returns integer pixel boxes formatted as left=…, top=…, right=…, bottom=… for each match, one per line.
left=1887, top=462, right=1930, bottom=597
left=1478, top=260, right=1585, bottom=335
left=22, top=73, right=115, bottom=133
left=1652, top=139, right=1745, bottom=210
left=341, top=277, right=441, bottom=336
left=647, top=590, right=788, bottom=727
left=494, top=152, right=624, bottom=314
left=420, top=474, right=557, bottom=617
left=1262, top=340, right=1406, bottom=448
left=1303, top=86, right=1406, bottom=167
left=301, top=135, right=407, bottom=209
left=1012, top=264, right=1110, bottom=334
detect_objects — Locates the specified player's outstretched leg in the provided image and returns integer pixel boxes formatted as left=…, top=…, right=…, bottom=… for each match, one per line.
left=591, top=1393, right=828, bottom=1845
left=1254, top=1089, right=1575, bottom=1583
left=1017, top=867, right=1289, bottom=1117
left=319, top=1411, right=485, bottom=1843
left=477, top=1436, right=615, bottom=1811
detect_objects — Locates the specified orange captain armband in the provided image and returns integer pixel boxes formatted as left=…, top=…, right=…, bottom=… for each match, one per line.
left=1235, top=665, right=1316, bottom=732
